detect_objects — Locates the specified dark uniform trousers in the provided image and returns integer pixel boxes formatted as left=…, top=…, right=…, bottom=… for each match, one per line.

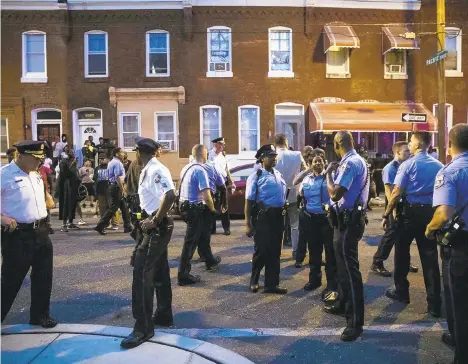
left=394, top=205, right=441, bottom=309
left=97, top=183, right=132, bottom=230
left=373, top=213, right=398, bottom=264
left=251, top=208, right=284, bottom=288
left=179, top=205, right=217, bottom=278
left=1, top=225, right=53, bottom=322
left=296, top=210, right=337, bottom=289
left=132, top=216, right=173, bottom=335
left=334, top=222, right=365, bottom=329
left=211, top=184, right=230, bottom=233
left=441, top=236, right=468, bottom=364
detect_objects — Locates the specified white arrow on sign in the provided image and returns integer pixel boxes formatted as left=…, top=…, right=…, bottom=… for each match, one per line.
left=403, top=114, right=410, bottom=122
left=402, top=113, right=427, bottom=123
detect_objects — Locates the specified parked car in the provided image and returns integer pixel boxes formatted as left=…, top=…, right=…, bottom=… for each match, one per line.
left=228, top=163, right=255, bottom=217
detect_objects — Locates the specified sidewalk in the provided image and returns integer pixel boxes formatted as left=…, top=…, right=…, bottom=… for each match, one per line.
left=1, top=324, right=255, bottom=364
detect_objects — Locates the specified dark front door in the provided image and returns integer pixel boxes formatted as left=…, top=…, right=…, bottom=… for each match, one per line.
left=37, top=124, right=60, bottom=158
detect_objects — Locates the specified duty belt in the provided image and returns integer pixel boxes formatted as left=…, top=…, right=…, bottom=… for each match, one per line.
left=15, top=219, right=47, bottom=231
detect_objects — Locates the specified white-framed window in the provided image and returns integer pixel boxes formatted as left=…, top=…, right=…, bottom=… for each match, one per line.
left=155, top=112, right=177, bottom=152
left=119, top=112, right=141, bottom=150
left=207, top=26, right=233, bottom=78
left=21, top=31, right=47, bottom=83
left=268, top=27, right=294, bottom=78
left=200, top=106, right=222, bottom=147
left=445, top=27, right=463, bottom=77
left=146, top=30, right=170, bottom=77
left=326, top=48, right=350, bottom=78
left=84, top=31, right=108, bottom=77
left=384, top=49, right=407, bottom=79
left=0, top=118, right=9, bottom=155
left=238, top=105, right=260, bottom=155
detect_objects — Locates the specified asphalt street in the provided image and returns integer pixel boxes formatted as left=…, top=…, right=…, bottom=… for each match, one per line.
left=3, top=206, right=454, bottom=364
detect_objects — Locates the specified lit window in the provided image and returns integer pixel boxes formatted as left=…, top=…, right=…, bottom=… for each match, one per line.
left=326, top=49, right=350, bottom=78
left=207, top=27, right=233, bottom=78
left=22, top=31, right=47, bottom=83
left=445, top=27, right=463, bottom=77
left=0, top=118, right=9, bottom=155
left=200, top=106, right=221, bottom=146
left=85, top=31, right=108, bottom=77
left=238, top=106, right=260, bottom=153
left=119, top=113, right=141, bottom=150
left=384, top=50, right=407, bottom=79
left=268, top=27, right=294, bottom=78
left=155, top=112, right=177, bottom=151
left=146, top=30, right=170, bottom=77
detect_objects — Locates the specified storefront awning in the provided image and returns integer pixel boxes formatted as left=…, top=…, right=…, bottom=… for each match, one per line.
left=323, top=25, right=360, bottom=53
left=382, top=26, right=419, bottom=54
left=309, top=102, right=437, bottom=132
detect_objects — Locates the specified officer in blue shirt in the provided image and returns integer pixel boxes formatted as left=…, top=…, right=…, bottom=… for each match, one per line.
left=371, top=141, right=418, bottom=276
left=94, top=147, right=133, bottom=235
left=245, top=144, right=288, bottom=295
left=323, top=131, right=368, bottom=342
left=297, top=155, right=337, bottom=299
left=426, top=124, right=468, bottom=364
left=178, top=144, right=220, bottom=286
left=383, top=131, right=443, bottom=317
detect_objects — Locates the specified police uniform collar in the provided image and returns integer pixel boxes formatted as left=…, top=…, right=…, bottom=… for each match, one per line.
left=341, top=149, right=356, bottom=162
left=451, top=151, right=468, bottom=162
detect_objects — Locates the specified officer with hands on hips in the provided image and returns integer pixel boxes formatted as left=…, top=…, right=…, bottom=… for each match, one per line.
left=323, top=131, right=368, bottom=342
left=383, top=131, right=442, bottom=317
left=425, top=124, right=468, bottom=364
left=245, top=144, right=288, bottom=295
left=178, top=144, right=220, bottom=286
left=1, top=140, right=57, bottom=328
left=121, top=137, right=176, bottom=349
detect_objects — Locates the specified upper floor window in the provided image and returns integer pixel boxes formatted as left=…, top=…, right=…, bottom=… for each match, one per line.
left=22, top=31, right=47, bottom=83
left=146, top=30, right=170, bottom=77
left=268, top=27, right=294, bottom=78
left=384, top=50, right=407, bottom=79
left=1, top=118, right=9, bottom=155
left=207, top=26, right=233, bottom=78
left=200, top=106, right=221, bottom=147
left=238, top=106, right=260, bottom=154
left=445, top=27, right=463, bottom=77
left=85, top=31, right=108, bottom=77
left=326, top=49, right=350, bottom=78
left=119, top=112, right=141, bottom=150
left=155, top=112, right=177, bottom=152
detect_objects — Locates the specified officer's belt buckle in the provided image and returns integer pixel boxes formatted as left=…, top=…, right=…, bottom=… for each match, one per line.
left=32, top=221, right=39, bottom=230
left=282, top=209, right=287, bottom=216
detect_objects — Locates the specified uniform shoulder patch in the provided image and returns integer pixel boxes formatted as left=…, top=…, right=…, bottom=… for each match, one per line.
left=154, top=173, right=161, bottom=183
left=339, top=162, right=349, bottom=173
left=435, top=174, right=445, bottom=189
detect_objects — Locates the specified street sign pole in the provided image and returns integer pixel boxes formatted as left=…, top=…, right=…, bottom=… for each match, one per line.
left=437, top=0, right=447, bottom=164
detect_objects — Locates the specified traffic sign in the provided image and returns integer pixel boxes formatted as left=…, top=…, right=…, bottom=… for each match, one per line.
left=426, top=50, right=448, bottom=66
left=401, top=113, right=427, bottom=123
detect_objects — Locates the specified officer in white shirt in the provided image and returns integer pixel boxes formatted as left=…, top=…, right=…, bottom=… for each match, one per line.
left=274, top=134, right=306, bottom=255
left=121, top=138, right=176, bottom=349
left=208, top=137, right=234, bottom=235
left=1, top=140, right=57, bottom=328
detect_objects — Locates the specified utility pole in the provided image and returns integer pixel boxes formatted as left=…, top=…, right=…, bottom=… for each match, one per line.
left=437, top=0, right=447, bottom=164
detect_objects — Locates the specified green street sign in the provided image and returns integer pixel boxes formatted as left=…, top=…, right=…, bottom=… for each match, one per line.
left=426, top=50, right=448, bottom=66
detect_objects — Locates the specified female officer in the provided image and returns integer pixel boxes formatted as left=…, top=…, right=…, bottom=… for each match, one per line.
left=297, top=155, right=337, bottom=298
left=245, top=144, right=288, bottom=294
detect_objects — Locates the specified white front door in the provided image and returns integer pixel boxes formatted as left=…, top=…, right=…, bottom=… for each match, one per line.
left=79, top=125, right=101, bottom=148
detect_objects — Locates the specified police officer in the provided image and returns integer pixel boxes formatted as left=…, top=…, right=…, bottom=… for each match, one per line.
left=245, top=144, right=288, bottom=295
left=383, top=131, right=442, bottom=317
left=178, top=144, right=220, bottom=286
left=425, top=124, right=468, bottom=364
left=121, top=138, right=176, bottom=349
left=198, top=160, right=227, bottom=262
left=323, top=131, right=368, bottom=342
left=126, top=152, right=143, bottom=242
left=6, top=147, right=17, bottom=163
left=297, top=155, right=337, bottom=298
left=1, top=140, right=57, bottom=328
left=94, top=147, right=133, bottom=235
left=209, top=137, right=235, bottom=235
left=370, top=141, right=418, bottom=276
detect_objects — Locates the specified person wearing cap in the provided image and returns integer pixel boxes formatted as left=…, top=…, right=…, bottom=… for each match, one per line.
left=178, top=144, right=219, bottom=286
left=6, top=147, right=18, bottom=164
left=94, top=147, right=133, bottom=235
left=121, top=138, right=176, bottom=349
left=245, top=144, right=288, bottom=295
left=1, top=140, right=57, bottom=328
left=208, top=137, right=234, bottom=235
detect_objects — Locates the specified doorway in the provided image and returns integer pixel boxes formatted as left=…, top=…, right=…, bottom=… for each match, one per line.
left=73, top=108, right=103, bottom=148
left=274, top=103, right=305, bottom=151
left=32, top=109, right=62, bottom=157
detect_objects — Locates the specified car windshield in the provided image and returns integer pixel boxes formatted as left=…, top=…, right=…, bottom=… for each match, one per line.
left=231, top=165, right=254, bottom=182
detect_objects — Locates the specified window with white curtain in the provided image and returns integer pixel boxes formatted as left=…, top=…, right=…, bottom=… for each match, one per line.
left=146, top=30, right=170, bottom=77
left=445, top=27, right=463, bottom=76
left=85, top=31, right=108, bottom=77
left=119, top=113, right=141, bottom=150
left=155, top=112, right=177, bottom=151
left=200, top=106, right=221, bottom=147
left=207, top=26, right=233, bottom=77
left=22, top=31, right=47, bottom=83
left=238, top=106, right=260, bottom=153
left=268, top=27, right=294, bottom=77
left=384, top=49, right=407, bottom=77
left=326, top=48, right=350, bottom=77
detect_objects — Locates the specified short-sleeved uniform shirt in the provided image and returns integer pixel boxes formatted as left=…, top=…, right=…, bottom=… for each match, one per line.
left=300, top=173, right=329, bottom=214
left=201, top=162, right=225, bottom=193
left=394, top=152, right=443, bottom=204
left=138, top=158, right=175, bottom=215
left=333, top=149, right=369, bottom=210
left=208, top=149, right=229, bottom=179
left=382, top=159, right=400, bottom=185
left=433, top=151, right=468, bottom=231
left=179, top=162, right=210, bottom=204
left=1, top=162, right=48, bottom=223
left=246, top=168, right=287, bottom=208
left=107, top=157, right=125, bottom=183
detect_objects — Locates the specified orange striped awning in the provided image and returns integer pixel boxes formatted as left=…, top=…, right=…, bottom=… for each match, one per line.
left=323, top=25, right=360, bottom=53
left=382, top=26, right=419, bottom=54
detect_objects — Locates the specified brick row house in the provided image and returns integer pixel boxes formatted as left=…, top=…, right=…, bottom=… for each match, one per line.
left=1, top=0, right=467, bottom=174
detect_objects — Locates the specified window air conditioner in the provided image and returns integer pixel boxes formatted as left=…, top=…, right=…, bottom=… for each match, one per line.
left=389, top=64, right=402, bottom=73
left=159, top=140, right=174, bottom=151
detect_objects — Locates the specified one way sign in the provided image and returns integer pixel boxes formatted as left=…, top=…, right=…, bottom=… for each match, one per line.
left=401, top=113, right=427, bottom=123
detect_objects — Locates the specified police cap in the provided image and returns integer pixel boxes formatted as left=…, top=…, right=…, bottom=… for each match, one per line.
left=255, top=144, right=278, bottom=159
left=13, top=140, right=46, bottom=159
left=211, top=137, right=225, bottom=144
left=133, top=137, right=161, bottom=154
